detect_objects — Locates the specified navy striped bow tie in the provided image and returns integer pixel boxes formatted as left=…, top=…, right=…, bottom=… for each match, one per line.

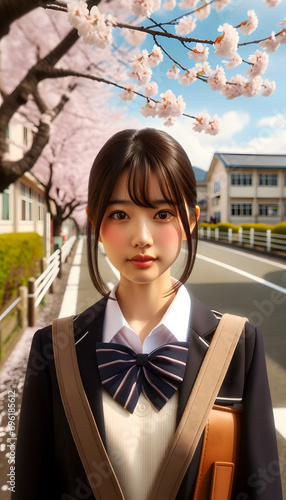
left=96, top=342, right=189, bottom=414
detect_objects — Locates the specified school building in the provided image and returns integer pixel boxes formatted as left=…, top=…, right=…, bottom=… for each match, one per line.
left=205, top=153, right=286, bottom=224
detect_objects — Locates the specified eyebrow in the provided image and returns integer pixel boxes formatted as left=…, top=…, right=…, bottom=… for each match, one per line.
left=107, top=199, right=174, bottom=206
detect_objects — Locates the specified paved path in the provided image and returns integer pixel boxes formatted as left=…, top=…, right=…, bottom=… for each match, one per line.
left=1, top=237, right=285, bottom=497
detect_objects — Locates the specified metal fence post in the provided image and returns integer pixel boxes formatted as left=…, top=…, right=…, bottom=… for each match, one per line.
left=18, top=285, right=28, bottom=331
left=238, top=227, right=243, bottom=246
left=228, top=228, right=232, bottom=244
left=28, top=278, right=36, bottom=327
left=215, top=228, right=219, bottom=241
left=267, top=229, right=271, bottom=252
left=250, top=228, right=254, bottom=248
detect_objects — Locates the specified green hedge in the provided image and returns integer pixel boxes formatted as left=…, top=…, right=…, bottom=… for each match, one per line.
left=199, top=222, right=286, bottom=235
left=272, top=222, right=286, bottom=235
left=0, top=232, right=44, bottom=308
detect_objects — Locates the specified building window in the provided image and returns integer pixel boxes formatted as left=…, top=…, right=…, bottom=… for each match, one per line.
left=214, top=180, right=221, bottom=194
left=259, top=204, right=278, bottom=217
left=231, top=173, right=252, bottom=185
left=21, top=183, right=33, bottom=221
left=258, top=173, right=278, bottom=186
left=231, top=203, right=252, bottom=216
left=38, top=194, right=45, bottom=221
left=0, top=187, right=11, bottom=220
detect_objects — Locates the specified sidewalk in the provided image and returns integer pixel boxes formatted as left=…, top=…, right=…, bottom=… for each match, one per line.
left=0, top=239, right=79, bottom=499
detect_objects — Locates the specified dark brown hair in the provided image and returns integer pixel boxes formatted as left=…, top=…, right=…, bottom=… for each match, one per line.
left=87, top=128, right=198, bottom=297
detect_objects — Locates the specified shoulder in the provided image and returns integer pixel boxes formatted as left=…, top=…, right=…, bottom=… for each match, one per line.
left=31, top=297, right=108, bottom=353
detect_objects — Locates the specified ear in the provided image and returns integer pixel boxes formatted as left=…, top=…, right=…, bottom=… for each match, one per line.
left=182, top=205, right=200, bottom=241
left=86, top=205, right=102, bottom=241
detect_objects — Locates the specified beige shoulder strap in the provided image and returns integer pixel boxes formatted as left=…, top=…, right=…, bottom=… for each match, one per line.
left=150, top=313, right=246, bottom=500
left=52, top=316, right=124, bottom=500
left=52, top=313, right=246, bottom=500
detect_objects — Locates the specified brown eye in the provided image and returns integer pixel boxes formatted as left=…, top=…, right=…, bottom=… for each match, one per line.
left=154, top=210, right=173, bottom=220
left=109, top=211, right=129, bottom=220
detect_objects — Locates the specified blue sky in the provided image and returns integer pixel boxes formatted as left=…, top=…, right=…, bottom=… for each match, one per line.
left=114, top=0, right=286, bottom=171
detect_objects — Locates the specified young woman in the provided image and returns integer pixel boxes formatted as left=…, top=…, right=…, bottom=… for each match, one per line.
left=13, top=128, right=282, bottom=500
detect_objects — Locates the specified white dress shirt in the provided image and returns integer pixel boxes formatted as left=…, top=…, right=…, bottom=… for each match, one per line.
left=101, top=281, right=191, bottom=500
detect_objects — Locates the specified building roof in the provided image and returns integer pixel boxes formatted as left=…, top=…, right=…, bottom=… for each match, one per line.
left=215, top=153, right=286, bottom=169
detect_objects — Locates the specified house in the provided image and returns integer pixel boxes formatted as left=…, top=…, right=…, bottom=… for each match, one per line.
left=193, top=166, right=208, bottom=222
left=206, top=153, right=286, bottom=224
left=0, top=171, right=47, bottom=236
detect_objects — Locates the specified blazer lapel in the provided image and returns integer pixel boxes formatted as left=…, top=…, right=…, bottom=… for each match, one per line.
left=176, top=293, right=219, bottom=424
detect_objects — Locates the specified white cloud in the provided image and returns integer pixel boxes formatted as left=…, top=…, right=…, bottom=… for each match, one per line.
left=258, top=113, right=286, bottom=129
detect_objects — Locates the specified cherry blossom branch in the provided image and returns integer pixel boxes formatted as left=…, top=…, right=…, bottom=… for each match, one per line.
left=115, top=22, right=215, bottom=45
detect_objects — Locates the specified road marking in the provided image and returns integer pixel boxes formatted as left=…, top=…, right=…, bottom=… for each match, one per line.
left=200, top=241, right=286, bottom=270
left=273, top=408, right=286, bottom=440
left=59, top=238, right=83, bottom=318
left=196, top=254, right=286, bottom=295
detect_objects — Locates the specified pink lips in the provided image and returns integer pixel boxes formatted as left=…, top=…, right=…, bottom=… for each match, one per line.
left=129, top=254, right=156, bottom=268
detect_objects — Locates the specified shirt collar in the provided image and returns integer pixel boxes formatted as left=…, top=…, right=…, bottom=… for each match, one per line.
left=103, top=280, right=191, bottom=344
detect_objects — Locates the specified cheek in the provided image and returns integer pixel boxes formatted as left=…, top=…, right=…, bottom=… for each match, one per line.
left=156, top=225, right=183, bottom=247
left=100, top=223, right=126, bottom=247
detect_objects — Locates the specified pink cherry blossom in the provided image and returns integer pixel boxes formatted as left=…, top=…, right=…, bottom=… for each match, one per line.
left=263, top=0, right=281, bottom=7
left=167, top=65, right=180, bottom=79
left=147, top=45, right=163, bottom=67
left=259, top=32, right=280, bottom=53
left=129, top=56, right=152, bottom=84
left=179, top=0, right=199, bottom=9
left=195, top=3, right=211, bottom=20
left=163, top=116, right=177, bottom=126
left=144, top=81, right=158, bottom=96
left=212, top=0, right=231, bottom=11
left=221, top=74, right=247, bottom=100
left=278, top=17, right=286, bottom=27
left=214, top=23, right=239, bottom=58
left=178, top=68, right=197, bottom=86
left=208, top=66, right=226, bottom=91
left=157, top=90, right=186, bottom=118
left=140, top=100, right=157, bottom=117
left=205, top=114, right=221, bottom=135
left=247, top=50, right=269, bottom=79
left=67, top=1, right=89, bottom=28
left=188, top=43, right=209, bottom=62
left=242, top=76, right=262, bottom=98
left=122, top=29, right=147, bottom=46
left=193, top=112, right=210, bottom=132
left=195, top=61, right=212, bottom=77
left=238, top=10, right=258, bottom=36
left=119, top=83, right=136, bottom=101
left=132, top=0, right=161, bottom=17
left=261, top=79, right=276, bottom=96
left=175, top=16, right=196, bottom=35
left=164, top=0, right=176, bottom=9
left=277, top=27, right=286, bottom=45
left=223, top=52, right=242, bottom=69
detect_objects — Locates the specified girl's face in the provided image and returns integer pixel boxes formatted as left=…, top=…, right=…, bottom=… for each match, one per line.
left=99, top=171, right=192, bottom=289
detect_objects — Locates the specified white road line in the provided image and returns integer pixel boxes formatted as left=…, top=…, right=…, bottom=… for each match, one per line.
left=58, top=238, right=83, bottom=318
left=273, top=408, right=286, bottom=440
left=196, top=254, right=286, bottom=295
left=200, top=241, right=286, bottom=270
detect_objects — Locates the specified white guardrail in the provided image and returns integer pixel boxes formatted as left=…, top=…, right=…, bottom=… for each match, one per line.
left=199, top=227, right=286, bottom=253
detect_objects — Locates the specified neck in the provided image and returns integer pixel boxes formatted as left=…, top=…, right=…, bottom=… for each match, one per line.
left=116, top=274, right=176, bottom=343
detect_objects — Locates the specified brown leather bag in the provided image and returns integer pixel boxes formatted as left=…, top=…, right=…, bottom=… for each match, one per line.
left=193, top=405, right=242, bottom=500
left=52, top=313, right=246, bottom=500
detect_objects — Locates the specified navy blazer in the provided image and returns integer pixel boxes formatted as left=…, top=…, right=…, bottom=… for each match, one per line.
left=12, top=294, right=282, bottom=500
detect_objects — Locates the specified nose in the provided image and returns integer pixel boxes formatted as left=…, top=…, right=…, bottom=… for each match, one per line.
left=131, top=218, right=153, bottom=248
